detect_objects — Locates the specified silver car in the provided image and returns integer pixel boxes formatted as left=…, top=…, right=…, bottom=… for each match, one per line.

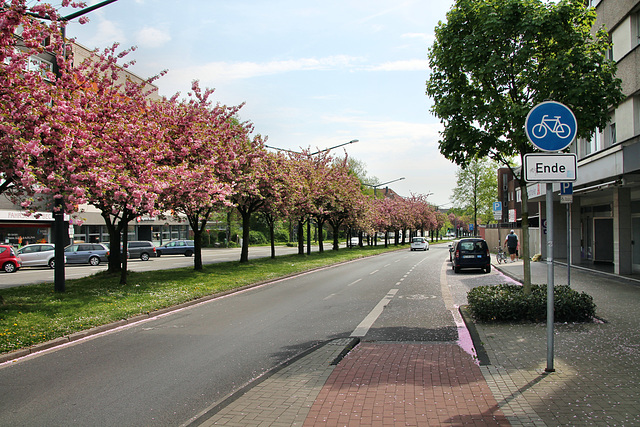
left=17, top=243, right=60, bottom=269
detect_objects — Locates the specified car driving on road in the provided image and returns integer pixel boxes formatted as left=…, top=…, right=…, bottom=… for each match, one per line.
left=410, top=237, right=429, bottom=251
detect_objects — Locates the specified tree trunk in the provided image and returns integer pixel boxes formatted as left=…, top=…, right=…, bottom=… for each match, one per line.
left=306, top=218, right=311, bottom=255
left=297, top=219, right=305, bottom=255
left=269, top=221, right=275, bottom=259
left=120, top=218, right=129, bottom=285
left=102, top=213, right=121, bottom=273
left=329, top=219, right=341, bottom=251
left=240, top=209, right=251, bottom=263
left=317, top=217, right=325, bottom=253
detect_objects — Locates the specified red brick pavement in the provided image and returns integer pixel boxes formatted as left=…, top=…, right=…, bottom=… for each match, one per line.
left=304, top=342, right=509, bottom=426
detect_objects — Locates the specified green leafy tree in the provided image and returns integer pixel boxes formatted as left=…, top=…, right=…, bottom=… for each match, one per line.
left=426, top=0, right=624, bottom=291
left=451, top=157, right=499, bottom=232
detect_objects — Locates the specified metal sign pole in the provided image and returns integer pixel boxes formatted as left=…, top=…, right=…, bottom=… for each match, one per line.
left=525, top=101, right=577, bottom=375
left=546, top=183, right=555, bottom=372
left=567, top=203, right=571, bottom=287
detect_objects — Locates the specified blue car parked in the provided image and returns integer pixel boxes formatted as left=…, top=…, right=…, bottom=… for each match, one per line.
left=155, top=240, right=195, bottom=257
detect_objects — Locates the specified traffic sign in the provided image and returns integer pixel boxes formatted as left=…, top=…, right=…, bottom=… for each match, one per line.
left=524, top=153, right=577, bottom=182
left=525, top=101, right=577, bottom=152
left=560, top=182, right=573, bottom=195
left=493, top=201, right=502, bottom=220
left=560, top=182, right=573, bottom=204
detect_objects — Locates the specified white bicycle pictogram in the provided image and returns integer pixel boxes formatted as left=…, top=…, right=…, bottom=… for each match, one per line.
left=532, top=115, right=571, bottom=139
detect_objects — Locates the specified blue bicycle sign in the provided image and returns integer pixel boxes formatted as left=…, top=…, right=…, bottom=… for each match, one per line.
left=525, top=101, right=577, bottom=152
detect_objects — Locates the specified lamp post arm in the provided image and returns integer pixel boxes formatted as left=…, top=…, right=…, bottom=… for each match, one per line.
left=308, top=139, right=358, bottom=156
left=62, top=0, right=120, bottom=21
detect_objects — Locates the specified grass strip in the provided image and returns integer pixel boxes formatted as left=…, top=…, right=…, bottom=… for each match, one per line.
left=0, top=245, right=411, bottom=354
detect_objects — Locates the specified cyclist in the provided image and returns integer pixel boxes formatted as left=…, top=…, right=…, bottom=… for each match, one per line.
left=504, top=230, right=519, bottom=262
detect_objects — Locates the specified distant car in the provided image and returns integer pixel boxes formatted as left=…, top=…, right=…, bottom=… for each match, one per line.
left=155, top=240, right=195, bottom=257
left=17, top=243, right=61, bottom=269
left=410, top=237, right=429, bottom=251
left=127, top=241, right=156, bottom=261
left=452, top=238, right=491, bottom=274
left=64, top=243, right=109, bottom=266
left=0, top=244, right=22, bottom=273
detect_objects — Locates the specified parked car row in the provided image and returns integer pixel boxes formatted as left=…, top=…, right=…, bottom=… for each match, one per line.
left=2, top=240, right=195, bottom=273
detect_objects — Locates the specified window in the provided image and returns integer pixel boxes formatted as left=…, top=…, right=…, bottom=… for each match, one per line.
left=609, top=122, right=617, bottom=145
left=634, top=12, right=640, bottom=47
left=26, top=55, right=53, bottom=78
left=584, top=129, right=601, bottom=156
left=635, top=96, right=640, bottom=136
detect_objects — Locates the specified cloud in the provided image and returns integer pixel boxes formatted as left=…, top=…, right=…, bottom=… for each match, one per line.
left=166, top=55, right=363, bottom=84
left=135, top=27, right=171, bottom=49
left=369, top=59, right=429, bottom=72
left=82, top=20, right=126, bottom=49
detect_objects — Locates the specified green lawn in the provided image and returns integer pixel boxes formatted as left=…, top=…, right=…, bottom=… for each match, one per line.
left=1, top=244, right=418, bottom=355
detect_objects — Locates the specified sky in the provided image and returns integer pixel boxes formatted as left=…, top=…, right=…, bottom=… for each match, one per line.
left=59, top=0, right=458, bottom=208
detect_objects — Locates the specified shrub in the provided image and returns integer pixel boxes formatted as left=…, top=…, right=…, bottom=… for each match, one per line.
left=467, top=284, right=596, bottom=323
left=274, top=229, right=289, bottom=243
left=248, top=230, right=267, bottom=245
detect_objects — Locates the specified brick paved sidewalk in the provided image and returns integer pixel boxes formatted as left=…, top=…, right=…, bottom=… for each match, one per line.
left=304, top=342, right=509, bottom=426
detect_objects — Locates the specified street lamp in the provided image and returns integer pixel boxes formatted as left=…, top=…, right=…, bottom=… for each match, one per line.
left=364, top=177, right=405, bottom=197
left=265, top=139, right=359, bottom=156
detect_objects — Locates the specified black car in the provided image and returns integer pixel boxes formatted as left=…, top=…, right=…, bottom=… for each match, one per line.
left=127, top=241, right=156, bottom=261
left=452, top=238, right=491, bottom=273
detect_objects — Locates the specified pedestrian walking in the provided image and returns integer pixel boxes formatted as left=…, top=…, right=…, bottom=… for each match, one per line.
left=504, top=230, right=518, bottom=262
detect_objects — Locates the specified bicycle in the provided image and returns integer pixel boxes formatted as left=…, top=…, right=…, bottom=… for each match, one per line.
left=495, top=246, right=507, bottom=264
left=532, top=115, right=571, bottom=139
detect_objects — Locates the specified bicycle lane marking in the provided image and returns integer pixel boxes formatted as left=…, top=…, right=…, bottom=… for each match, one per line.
left=440, top=259, right=477, bottom=362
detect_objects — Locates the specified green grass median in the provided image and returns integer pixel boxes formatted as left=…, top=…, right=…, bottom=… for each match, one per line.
left=1, top=245, right=411, bottom=355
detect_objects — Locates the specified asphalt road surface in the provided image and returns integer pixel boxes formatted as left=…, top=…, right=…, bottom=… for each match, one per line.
left=0, top=243, right=505, bottom=426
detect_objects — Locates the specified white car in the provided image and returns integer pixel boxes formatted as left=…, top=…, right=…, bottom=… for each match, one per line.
left=17, top=243, right=60, bottom=268
left=410, top=237, right=429, bottom=251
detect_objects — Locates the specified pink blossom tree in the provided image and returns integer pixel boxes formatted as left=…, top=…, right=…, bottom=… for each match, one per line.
left=156, top=82, right=243, bottom=270
left=256, top=152, right=291, bottom=259
left=285, top=149, right=328, bottom=255
left=323, top=156, right=369, bottom=251
left=0, top=1, right=77, bottom=201
left=39, top=43, right=168, bottom=283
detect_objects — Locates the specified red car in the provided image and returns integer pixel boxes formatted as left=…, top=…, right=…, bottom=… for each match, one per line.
left=0, top=244, right=22, bottom=273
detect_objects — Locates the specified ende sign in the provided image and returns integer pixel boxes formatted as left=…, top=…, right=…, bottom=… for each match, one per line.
left=524, top=153, right=577, bottom=182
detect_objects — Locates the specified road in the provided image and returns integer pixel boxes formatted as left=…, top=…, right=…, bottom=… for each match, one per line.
left=0, top=244, right=334, bottom=288
left=0, top=243, right=505, bottom=426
